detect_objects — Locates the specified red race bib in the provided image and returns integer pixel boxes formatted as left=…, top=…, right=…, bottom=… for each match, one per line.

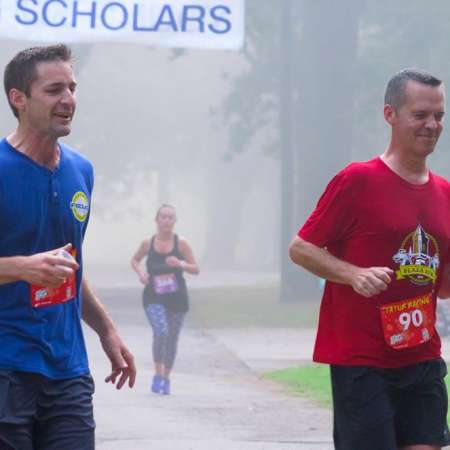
left=380, top=292, right=435, bottom=350
left=30, top=249, right=77, bottom=308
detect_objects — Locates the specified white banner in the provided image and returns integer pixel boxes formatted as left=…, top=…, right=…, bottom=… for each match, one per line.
left=0, top=0, right=245, bottom=49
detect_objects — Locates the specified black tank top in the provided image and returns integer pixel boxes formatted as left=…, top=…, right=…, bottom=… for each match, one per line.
left=142, top=234, right=189, bottom=313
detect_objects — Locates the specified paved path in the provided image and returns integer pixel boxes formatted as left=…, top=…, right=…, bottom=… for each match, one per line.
left=87, top=286, right=450, bottom=449
left=87, top=287, right=333, bottom=450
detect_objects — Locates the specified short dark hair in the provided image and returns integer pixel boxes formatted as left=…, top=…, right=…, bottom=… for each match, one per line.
left=384, top=68, right=443, bottom=111
left=3, top=44, right=72, bottom=117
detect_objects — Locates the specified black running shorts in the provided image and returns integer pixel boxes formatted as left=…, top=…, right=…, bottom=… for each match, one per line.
left=0, top=370, right=95, bottom=450
left=330, top=358, right=450, bottom=450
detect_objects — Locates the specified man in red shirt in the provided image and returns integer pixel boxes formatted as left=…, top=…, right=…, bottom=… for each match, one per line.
left=289, top=69, right=450, bottom=450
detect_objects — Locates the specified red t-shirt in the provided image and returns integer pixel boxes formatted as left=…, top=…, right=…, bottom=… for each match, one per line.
left=298, top=157, right=450, bottom=368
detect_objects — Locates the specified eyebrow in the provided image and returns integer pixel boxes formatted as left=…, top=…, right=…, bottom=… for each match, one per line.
left=412, top=110, right=445, bottom=114
left=44, top=80, right=77, bottom=89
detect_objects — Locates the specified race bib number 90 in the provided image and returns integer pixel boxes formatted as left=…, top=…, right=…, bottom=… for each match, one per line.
left=380, top=292, right=435, bottom=350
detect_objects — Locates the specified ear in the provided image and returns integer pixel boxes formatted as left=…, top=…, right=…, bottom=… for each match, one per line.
left=384, top=104, right=396, bottom=125
left=8, top=88, right=27, bottom=114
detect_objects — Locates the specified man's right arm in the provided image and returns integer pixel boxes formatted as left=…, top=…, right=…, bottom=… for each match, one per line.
left=288, top=236, right=393, bottom=298
left=130, top=239, right=150, bottom=285
left=0, top=245, right=79, bottom=287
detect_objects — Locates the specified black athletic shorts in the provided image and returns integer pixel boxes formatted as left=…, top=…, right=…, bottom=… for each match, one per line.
left=330, top=358, right=450, bottom=450
left=0, top=370, right=95, bottom=450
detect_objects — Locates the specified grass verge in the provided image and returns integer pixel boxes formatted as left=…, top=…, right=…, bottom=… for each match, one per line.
left=188, top=284, right=320, bottom=328
left=265, top=364, right=450, bottom=423
left=264, top=364, right=332, bottom=407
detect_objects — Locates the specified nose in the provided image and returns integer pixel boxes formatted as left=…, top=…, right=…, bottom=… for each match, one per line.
left=60, top=88, right=76, bottom=106
left=425, top=116, right=440, bottom=130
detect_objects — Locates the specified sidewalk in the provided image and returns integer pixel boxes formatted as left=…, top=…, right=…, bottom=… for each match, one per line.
left=207, top=327, right=316, bottom=373
left=208, top=327, right=450, bottom=372
left=89, top=286, right=334, bottom=450
left=88, top=280, right=450, bottom=449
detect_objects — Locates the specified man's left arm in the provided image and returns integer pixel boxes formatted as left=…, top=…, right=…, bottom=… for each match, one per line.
left=438, top=263, right=450, bottom=299
left=81, top=277, right=136, bottom=389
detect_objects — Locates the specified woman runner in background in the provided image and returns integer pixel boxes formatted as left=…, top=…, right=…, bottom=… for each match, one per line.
left=131, top=204, right=199, bottom=395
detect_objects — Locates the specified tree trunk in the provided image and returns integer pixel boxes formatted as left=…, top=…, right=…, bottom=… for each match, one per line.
left=203, top=157, right=253, bottom=269
left=282, top=0, right=366, bottom=300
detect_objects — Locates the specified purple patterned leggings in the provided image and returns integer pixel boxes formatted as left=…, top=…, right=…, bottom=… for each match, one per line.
left=144, top=303, right=185, bottom=370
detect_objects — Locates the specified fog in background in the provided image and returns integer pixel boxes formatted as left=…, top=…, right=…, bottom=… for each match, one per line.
left=2, top=1, right=450, bottom=297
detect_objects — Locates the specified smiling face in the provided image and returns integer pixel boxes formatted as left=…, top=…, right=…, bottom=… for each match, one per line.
left=385, top=80, right=445, bottom=158
left=156, top=206, right=177, bottom=234
left=12, top=59, right=77, bottom=138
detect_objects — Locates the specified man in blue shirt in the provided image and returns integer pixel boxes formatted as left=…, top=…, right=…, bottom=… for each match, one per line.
left=0, top=44, right=136, bottom=449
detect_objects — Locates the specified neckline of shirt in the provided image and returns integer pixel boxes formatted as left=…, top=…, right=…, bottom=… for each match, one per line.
left=376, top=156, right=433, bottom=190
left=2, top=138, right=63, bottom=175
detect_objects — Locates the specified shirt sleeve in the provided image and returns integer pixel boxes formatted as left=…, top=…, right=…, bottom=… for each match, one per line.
left=298, top=167, right=358, bottom=248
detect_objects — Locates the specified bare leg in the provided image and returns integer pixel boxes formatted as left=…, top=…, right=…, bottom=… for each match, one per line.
left=155, top=362, right=164, bottom=377
left=163, top=366, right=171, bottom=378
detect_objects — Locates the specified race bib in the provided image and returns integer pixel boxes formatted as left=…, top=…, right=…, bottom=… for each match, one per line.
left=380, top=292, right=435, bottom=350
left=153, top=273, right=179, bottom=295
left=30, top=249, right=77, bottom=308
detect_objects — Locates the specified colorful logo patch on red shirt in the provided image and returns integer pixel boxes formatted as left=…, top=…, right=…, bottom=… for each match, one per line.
left=392, top=224, right=439, bottom=286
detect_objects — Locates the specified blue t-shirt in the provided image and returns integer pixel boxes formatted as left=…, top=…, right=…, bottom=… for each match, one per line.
left=0, top=138, right=94, bottom=379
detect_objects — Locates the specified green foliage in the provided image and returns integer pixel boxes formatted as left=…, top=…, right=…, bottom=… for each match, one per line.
left=222, top=0, right=450, bottom=177
left=354, top=0, right=450, bottom=172
left=219, top=0, right=288, bottom=158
